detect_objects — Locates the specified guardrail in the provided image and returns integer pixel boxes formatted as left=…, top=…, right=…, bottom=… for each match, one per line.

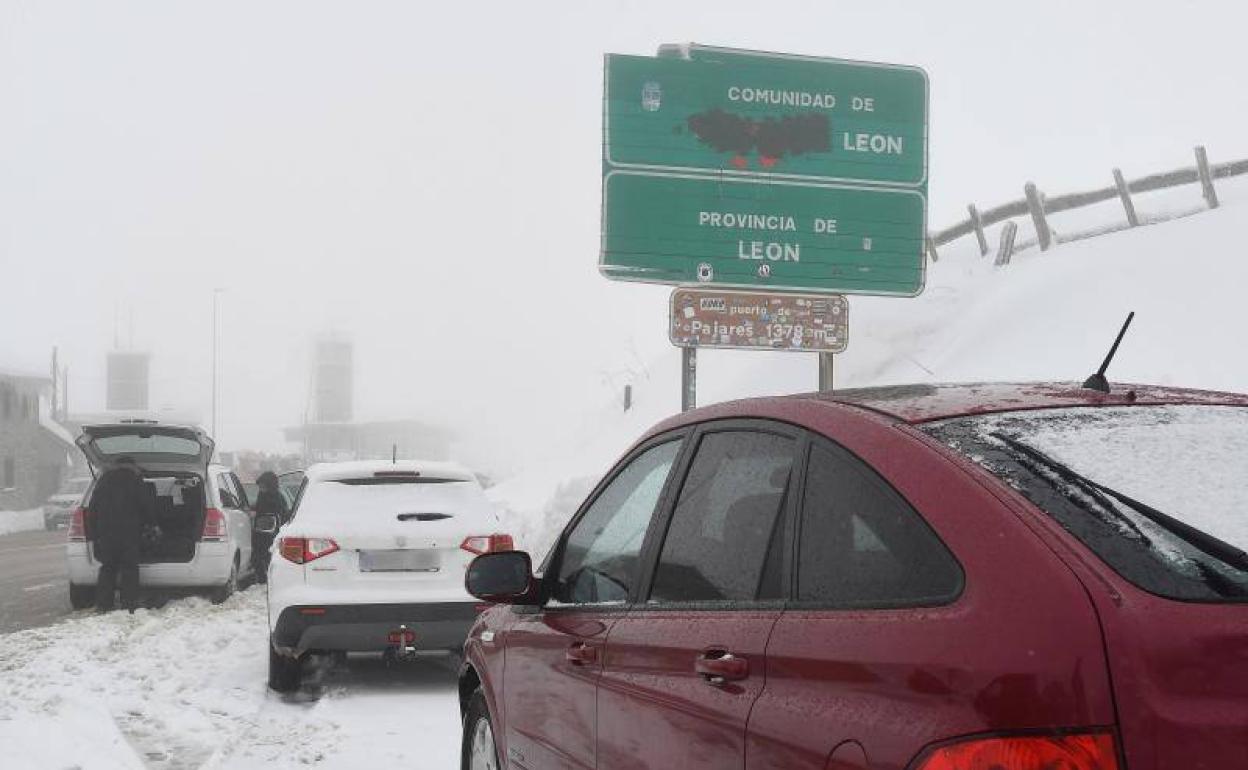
left=926, top=147, right=1248, bottom=265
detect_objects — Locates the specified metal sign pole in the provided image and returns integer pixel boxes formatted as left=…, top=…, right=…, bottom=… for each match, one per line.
left=818, top=353, right=835, bottom=392
left=682, top=347, right=697, bottom=412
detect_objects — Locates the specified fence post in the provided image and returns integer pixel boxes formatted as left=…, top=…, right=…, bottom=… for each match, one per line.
left=925, top=236, right=939, bottom=263
left=994, top=221, right=1019, bottom=267
left=1112, top=168, right=1139, bottom=226
left=967, top=204, right=989, bottom=256
left=1024, top=182, right=1052, bottom=251
left=1196, top=146, right=1219, bottom=209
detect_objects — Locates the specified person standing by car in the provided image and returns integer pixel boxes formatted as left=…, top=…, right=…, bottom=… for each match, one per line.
left=251, top=471, right=289, bottom=582
left=89, top=456, right=155, bottom=612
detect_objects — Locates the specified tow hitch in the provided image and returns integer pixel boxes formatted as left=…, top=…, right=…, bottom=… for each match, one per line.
left=386, top=625, right=417, bottom=659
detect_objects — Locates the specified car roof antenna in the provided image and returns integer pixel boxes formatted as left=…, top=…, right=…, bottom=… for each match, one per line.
left=1082, top=311, right=1135, bottom=393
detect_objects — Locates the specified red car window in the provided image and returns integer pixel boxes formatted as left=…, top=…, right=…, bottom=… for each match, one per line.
left=649, top=431, right=795, bottom=603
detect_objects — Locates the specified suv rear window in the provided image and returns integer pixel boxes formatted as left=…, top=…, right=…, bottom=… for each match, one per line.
left=93, top=435, right=201, bottom=456
left=923, top=405, right=1248, bottom=602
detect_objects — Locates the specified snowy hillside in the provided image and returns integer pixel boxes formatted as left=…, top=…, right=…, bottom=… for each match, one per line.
left=493, top=175, right=1248, bottom=557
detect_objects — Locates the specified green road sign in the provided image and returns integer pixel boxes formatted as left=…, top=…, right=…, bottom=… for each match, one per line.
left=605, top=46, right=927, bottom=185
left=600, top=45, right=929, bottom=297
left=602, top=171, right=925, bottom=296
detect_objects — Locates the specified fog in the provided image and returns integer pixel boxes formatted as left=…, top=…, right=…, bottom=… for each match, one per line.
left=3, top=0, right=1247, bottom=476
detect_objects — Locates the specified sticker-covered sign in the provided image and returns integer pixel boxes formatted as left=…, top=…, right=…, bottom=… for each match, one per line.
left=601, top=45, right=928, bottom=297
left=670, top=288, right=848, bottom=353
left=605, top=47, right=928, bottom=185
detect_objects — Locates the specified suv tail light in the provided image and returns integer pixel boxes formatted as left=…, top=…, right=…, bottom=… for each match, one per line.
left=68, top=507, right=87, bottom=541
left=202, top=508, right=228, bottom=541
left=279, top=537, right=339, bottom=565
left=460, top=534, right=515, bottom=555
left=912, top=731, right=1120, bottom=770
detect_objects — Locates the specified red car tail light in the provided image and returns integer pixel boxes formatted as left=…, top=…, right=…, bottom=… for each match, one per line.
left=67, top=507, right=87, bottom=541
left=202, top=508, right=228, bottom=541
left=912, top=732, right=1119, bottom=770
left=278, top=537, right=339, bottom=565
left=460, top=534, right=515, bottom=555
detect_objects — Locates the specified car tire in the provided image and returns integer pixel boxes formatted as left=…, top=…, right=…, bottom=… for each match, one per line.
left=268, top=644, right=303, bottom=692
left=210, top=557, right=238, bottom=605
left=461, top=686, right=502, bottom=770
left=69, top=583, right=95, bottom=609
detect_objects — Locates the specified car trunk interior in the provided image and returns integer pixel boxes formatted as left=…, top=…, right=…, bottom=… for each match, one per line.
left=88, top=472, right=206, bottom=564
left=144, top=473, right=206, bottom=563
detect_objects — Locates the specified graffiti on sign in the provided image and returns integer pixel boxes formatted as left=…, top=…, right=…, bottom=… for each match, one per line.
left=669, top=288, right=848, bottom=353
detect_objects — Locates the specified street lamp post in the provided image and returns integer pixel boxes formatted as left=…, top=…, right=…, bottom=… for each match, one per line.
left=211, top=288, right=225, bottom=439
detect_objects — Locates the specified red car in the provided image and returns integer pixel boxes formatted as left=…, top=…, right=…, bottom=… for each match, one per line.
left=459, top=383, right=1248, bottom=770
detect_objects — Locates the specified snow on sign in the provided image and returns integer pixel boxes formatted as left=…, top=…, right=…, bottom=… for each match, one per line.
left=601, top=44, right=929, bottom=297
left=670, top=288, right=848, bottom=353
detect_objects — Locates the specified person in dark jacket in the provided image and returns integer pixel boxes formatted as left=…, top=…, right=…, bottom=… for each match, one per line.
left=251, top=471, right=289, bottom=582
left=89, top=456, right=155, bottom=612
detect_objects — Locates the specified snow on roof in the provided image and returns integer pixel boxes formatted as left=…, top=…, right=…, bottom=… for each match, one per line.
left=38, top=396, right=76, bottom=449
left=304, top=459, right=475, bottom=483
left=0, top=366, right=50, bottom=383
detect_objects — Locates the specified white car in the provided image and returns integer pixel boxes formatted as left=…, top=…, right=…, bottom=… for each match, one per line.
left=67, top=421, right=257, bottom=608
left=43, top=477, right=91, bottom=530
left=266, top=460, right=512, bottom=692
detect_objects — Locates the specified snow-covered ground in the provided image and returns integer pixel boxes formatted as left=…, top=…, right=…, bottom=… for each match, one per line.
left=0, top=588, right=461, bottom=769
left=0, top=509, right=44, bottom=536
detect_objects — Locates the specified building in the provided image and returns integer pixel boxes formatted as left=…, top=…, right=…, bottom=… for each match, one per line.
left=313, top=336, right=353, bottom=424
left=105, top=351, right=151, bottom=411
left=284, top=419, right=453, bottom=464
left=0, top=369, right=76, bottom=510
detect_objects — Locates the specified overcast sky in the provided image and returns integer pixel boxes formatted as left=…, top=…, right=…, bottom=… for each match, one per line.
left=3, top=0, right=1247, bottom=472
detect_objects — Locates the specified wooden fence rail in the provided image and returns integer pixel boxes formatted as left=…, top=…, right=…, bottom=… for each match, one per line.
left=928, top=148, right=1248, bottom=260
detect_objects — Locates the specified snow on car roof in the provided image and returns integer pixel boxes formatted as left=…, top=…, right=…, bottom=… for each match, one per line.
left=303, top=460, right=476, bottom=483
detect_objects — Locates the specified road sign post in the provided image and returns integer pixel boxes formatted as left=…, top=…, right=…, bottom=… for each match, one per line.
left=681, top=347, right=697, bottom=412
left=818, top=353, right=835, bottom=392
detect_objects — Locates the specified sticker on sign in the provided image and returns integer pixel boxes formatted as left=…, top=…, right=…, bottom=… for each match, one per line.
left=669, top=288, right=848, bottom=353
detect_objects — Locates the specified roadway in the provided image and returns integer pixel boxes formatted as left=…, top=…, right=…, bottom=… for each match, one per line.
left=0, top=529, right=74, bottom=634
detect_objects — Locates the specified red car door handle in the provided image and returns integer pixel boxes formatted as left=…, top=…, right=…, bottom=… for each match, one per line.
left=696, top=652, right=749, bottom=683
left=566, top=643, right=598, bottom=665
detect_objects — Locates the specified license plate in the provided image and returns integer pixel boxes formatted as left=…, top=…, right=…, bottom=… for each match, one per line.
left=359, top=549, right=440, bottom=573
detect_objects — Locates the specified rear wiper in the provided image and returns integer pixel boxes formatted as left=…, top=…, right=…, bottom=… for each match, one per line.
left=993, top=433, right=1248, bottom=571
left=397, top=512, right=452, bottom=522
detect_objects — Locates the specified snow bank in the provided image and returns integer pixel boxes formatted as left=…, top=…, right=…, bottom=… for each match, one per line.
left=0, top=509, right=43, bottom=536
left=488, top=176, right=1248, bottom=554
left=0, top=588, right=461, bottom=769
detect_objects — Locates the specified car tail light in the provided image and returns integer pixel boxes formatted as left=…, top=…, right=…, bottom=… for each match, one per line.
left=460, top=534, right=515, bottom=555
left=387, top=629, right=416, bottom=645
left=912, top=731, right=1120, bottom=770
left=278, top=537, right=339, bottom=565
left=201, top=508, right=228, bottom=541
left=67, top=508, right=87, bottom=541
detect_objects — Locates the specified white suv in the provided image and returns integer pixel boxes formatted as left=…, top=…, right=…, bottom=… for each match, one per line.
left=66, top=421, right=256, bottom=608
left=266, top=460, right=511, bottom=691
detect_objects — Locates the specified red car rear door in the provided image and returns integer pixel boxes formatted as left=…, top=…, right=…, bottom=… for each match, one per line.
left=746, top=429, right=1116, bottom=769
left=501, top=436, right=685, bottom=770
left=597, top=424, right=799, bottom=770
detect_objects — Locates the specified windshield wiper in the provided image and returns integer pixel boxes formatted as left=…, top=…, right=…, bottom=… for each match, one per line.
left=992, top=433, right=1248, bottom=572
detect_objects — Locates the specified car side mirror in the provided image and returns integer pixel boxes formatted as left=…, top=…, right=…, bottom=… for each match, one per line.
left=465, top=551, right=540, bottom=605
left=254, top=513, right=278, bottom=535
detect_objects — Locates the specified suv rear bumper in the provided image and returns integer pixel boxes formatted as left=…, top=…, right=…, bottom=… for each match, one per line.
left=271, top=602, right=482, bottom=657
